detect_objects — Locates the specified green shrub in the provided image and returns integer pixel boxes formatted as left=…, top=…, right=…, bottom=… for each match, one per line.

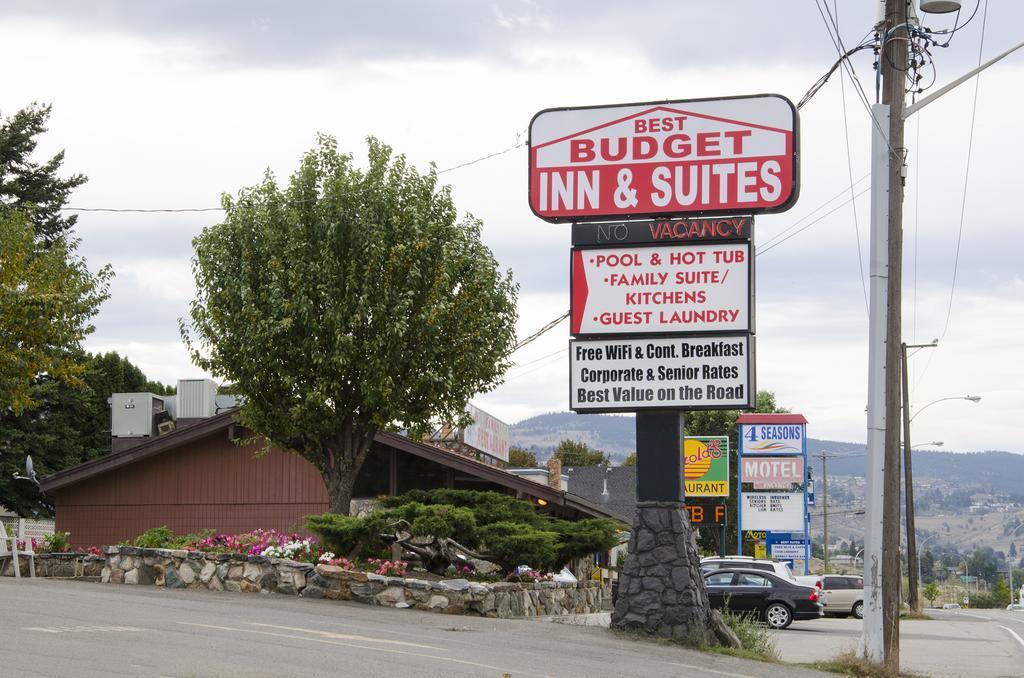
left=478, top=521, right=559, bottom=572
left=44, top=531, right=72, bottom=553
left=308, top=489, right=621, bottom=573
left=132, top=526, right=176, bottom=549
left=719, top=608, right=778, bottom=660
left=305, top=513, right=384, bottom=557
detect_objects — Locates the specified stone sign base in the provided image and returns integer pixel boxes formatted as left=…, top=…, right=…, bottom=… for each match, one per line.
left=610, top=501, right=711, bottom=642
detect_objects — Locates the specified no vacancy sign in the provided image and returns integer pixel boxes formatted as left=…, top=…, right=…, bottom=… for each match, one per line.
left=529, top=94, right=798, bottom=222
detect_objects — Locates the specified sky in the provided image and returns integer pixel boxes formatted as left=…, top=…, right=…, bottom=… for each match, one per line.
left=2, top=1, right=1021, bottom=453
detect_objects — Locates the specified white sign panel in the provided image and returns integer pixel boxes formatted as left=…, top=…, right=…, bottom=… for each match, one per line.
left=570, top=335, right=752, bottom=412
left=461, top=404, right=510, bottom=462
left=771, top=540, right=806, bottom=560
left=740, top=492, right=805, bottom=532
left=570, top=242, right=750, bottom=336
left=529, top=94, right=799, bottom=222
left=741, top=456, right=804, bottom=490
left=739, top=422, right=804, bottom=455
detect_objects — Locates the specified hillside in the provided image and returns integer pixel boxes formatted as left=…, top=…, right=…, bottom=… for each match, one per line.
left=511, top=411, right=1024, bottom=493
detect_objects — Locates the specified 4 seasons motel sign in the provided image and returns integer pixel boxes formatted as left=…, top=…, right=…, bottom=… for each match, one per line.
left=529, top=94, right=799, bottom=222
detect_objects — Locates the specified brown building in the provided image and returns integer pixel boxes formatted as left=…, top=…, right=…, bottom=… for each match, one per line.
left=40, top=409, right=614, bottom=548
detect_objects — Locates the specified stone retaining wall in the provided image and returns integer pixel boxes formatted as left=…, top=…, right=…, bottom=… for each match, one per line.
left=1, top=552, right=105, bottom=578
left=98, top=546, right=602, bottom=618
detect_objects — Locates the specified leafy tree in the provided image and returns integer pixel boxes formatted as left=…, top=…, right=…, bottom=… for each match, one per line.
left=993, top=578, right=1012, bottom=606
left=307, top=489, right=619, bottom=573
left=507, top=445, right=538, bottom=468
left=922, top=581, right=941, bottom=608
left=622, top=452, right=637, bottom=466
left=183, top=137, right=518, bottom=514
left=552, top=439, right=608, bottom=467
left=0, top=103, right=87, bottom=242
left=0, top=210, right=112, bottom=415
left=920, top=549, right=936, bottom=583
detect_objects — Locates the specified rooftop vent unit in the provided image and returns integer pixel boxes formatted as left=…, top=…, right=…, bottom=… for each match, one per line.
left=176, top=378, right=218, bottom=419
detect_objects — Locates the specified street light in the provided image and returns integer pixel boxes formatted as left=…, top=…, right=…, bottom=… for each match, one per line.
left=903, top=392, right=981, bottom=612
left=909, top=395, right=982, bottom=423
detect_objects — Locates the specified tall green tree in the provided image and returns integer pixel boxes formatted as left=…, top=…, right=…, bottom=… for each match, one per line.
left=183, top=136, right=518, bottom=514
left=0, top=351, right=170, bottom=515
left=552, top=439, right=609, bottom=467
left=507, top=445, right=538, bottom=468
left=0, top=103, right=86, bottom=242
left=0, top=210, right=112, bottom=414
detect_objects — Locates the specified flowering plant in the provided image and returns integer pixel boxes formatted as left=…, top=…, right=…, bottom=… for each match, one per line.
left=366, top=557, right=408, bottom=577
left=15, top=538, right=38, bottom=551
left=508, top=568, right=554, bottom=582
left=187, top=529, right=321, bottom=562
left=262, top=538, right=317, bottom=562
left=318, top=552, right=358, bottom=570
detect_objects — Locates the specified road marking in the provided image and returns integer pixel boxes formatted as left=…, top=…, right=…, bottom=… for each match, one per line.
left=23, top=625, right=146, bottom=634
left=176, top=622, right=550, bottom=677
left=1000, top=625, right=1024, bottom=652
left=667, top=661, right=757, bottom=678
left=954, top=612, right=991, bottom=621
left=248, top=623, right=441, bottom=650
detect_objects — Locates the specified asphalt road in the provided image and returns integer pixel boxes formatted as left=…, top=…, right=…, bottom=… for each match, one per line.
left=0, top=578, right=832, bottom=678
left=770, top=608, right=1024, bottom=677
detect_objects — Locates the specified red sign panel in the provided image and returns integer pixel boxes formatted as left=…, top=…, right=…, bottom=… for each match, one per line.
left=529, top=95, right=798, bottom=222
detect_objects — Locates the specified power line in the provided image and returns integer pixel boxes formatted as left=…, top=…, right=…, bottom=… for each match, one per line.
left=61, top=135, right=528, bottom=214
left=939, top=0, right=989, bottom=342
left=833, top=0, right=869, bottom=314
left=512, top=311, right=569, bottom=352
left=756, top=185, right=871, bottom=257
left=756, top=174, right=869, bottom=252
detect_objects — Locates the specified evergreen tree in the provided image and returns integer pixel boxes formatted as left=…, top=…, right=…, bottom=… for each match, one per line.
left=0, top=103, right=86, bottom=243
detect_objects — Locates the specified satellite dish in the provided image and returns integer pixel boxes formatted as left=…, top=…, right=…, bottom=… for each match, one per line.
left=12, top=455, right=39, bottom=485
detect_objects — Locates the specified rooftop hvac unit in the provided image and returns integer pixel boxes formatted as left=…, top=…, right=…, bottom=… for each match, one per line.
left=111, top=393, right=165, bottom=437
left=177, top=379, right=218, bottom=419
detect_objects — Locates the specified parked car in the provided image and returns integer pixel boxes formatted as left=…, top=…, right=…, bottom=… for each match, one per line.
left=703, top=567, right=823, bottom=629
left=815, top=575, right=864, bottom=619
left=700, top=556, right=798, bottom=583
left=942, top=603, right=961, bottom=609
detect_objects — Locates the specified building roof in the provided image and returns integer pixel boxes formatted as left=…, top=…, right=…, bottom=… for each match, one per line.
left=40, top=409, right=620, bottom=521
left=736, top=413, right=808, bottom=424
left=562, top=465, right=637, bottom=523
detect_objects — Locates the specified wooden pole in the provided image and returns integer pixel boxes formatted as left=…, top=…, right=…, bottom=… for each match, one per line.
left=881, top=0, right=908, bottom=669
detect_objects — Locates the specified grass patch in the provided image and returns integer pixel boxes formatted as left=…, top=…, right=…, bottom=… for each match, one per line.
left=899, top=611, right=933, bottom=620
left=609, top=609, right=779, bottom=664
left=717, top=609, right=779, bottom=661
left=806, top=651, right=927, bottom=678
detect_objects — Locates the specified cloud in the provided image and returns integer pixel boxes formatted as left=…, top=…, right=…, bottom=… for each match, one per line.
left=2, top=4, right=1021, bottom=454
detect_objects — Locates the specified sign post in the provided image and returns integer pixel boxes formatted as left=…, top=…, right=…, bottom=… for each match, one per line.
left=532, top=93, right=799, bottom=641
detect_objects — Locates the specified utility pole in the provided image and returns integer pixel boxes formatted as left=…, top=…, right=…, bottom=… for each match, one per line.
left=816, top=453, right=830, bottom=573
left=878, top=0, right=909, bottom=670
left=901, top=344, right=917, bottom=613
left=902, top=341, right=936, bottom=613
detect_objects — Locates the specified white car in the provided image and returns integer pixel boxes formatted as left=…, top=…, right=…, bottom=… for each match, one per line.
left=700, top=556, right=798, bottom=583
